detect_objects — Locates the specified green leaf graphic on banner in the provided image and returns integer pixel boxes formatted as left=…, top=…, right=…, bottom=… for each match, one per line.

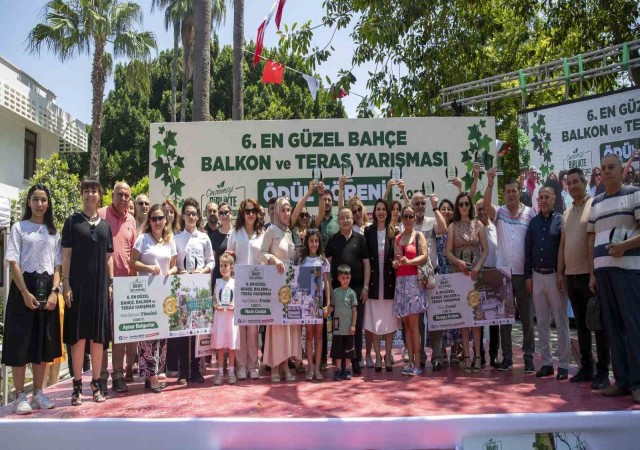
left=151, top=128, right=184, bottom=206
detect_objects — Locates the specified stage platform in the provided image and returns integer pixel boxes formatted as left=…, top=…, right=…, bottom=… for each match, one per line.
left=1, top=347, right=638, bottom=449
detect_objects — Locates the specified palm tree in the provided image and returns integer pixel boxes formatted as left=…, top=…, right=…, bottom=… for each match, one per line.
left=192, top=0, right=211, bottom=122
left=151, top=0, right=180, bottom=122
left=28, top=0, right=157, bottom=180
left=232, top=0, right=244, bottom=120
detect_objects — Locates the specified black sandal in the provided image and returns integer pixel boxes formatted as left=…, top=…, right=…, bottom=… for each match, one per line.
left=90, top=378, right=106, bottom=403
left=71, top=379, right=83, bottom=406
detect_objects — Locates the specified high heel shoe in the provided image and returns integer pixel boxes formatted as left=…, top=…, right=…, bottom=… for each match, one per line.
left=306, top=363, right=315, bottom=381
left=144, top=378, right=164, bottom=393
left=463, top=356, right=472, bottom=373
left=472, top=356, right=482, bottom=373
left=71, top=379, right=83, bottom=406
left=385, top=352, right=393, bottom=372
left=374, top=354, right=382, bottom=372
left=366, top=354, right=375, bottom=369
left=90, top=378, right=106, bottom=402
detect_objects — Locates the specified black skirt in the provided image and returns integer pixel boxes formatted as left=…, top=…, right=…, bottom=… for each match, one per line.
left=1, top=272, right=62, bottom=367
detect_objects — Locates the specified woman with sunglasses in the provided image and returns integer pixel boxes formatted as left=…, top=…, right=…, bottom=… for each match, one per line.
left=227, top=198, right=265, bottom=380
left=131, top=204, right=178, bottom=392
left=589, top=168, right=603, bottom=197
left=364, top=199, right=399, bottom=372
left=3, top=184, right=62, bottom=414
left=172, top=198, right=214, bottom=384
left=338, top=175, right=369, bottom=235
left=62, top=179, right=114, bottom=405
left=260, top=197, right=301, bottom=382
left=392, top=205, right=429, bottom=376
left=445, top=192, right=489, bottom=373
left=211, top=202, right=232, bottom=282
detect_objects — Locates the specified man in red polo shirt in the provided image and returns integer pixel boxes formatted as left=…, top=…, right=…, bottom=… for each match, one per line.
left=98, top=182, right=138, bottom=393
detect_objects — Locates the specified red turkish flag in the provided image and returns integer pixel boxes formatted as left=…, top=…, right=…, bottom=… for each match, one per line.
left=275, top=0, right=287, bottom=30
left=253, top=20, right=267, bottom=67
left=262, top=59, right=285, bottom=84
left=331, top=85, right=348, bottom=99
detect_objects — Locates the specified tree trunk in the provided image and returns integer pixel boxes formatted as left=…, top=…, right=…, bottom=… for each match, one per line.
left=232, top=0, right=244, bottom=120
left=180, top=16, right=195, bottom=122
left=89, top=40, right=107, bottom=180
left=192, top=0, right=211, bottom=122
left=171, top=22, right=179, bottom=122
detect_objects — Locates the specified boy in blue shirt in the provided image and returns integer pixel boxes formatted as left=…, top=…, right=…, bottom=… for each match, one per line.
left=330, top=264, right=358, bottom=381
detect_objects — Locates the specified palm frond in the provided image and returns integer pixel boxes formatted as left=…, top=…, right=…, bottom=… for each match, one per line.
left=112, top=30, right=157, bottom=60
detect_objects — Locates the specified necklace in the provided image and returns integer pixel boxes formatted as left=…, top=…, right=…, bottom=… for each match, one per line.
left=81, top=211, right=99, bottom=223
left=151, top=233, right=164, bottom=244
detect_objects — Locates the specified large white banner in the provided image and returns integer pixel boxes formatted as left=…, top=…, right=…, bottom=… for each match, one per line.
left=426, top=268, right=515, bottom=331
left=148, top=118, right=496, bottom=212
left=520, top=87, right=640, bottom=182
left=113, top=274, right=212, bottom=343
left=234, top=264, right=324, bottom=326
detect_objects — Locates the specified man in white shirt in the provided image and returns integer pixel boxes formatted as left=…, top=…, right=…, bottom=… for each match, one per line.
left=410, top=192, right=446, bottom=370
left=484, top=168, right=537, bottom=373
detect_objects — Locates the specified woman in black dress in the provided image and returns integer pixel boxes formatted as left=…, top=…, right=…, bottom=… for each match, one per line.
left=62, top=179, right=114, bottom=405
left=210, top=202, right=232, bottom=281
left=3, top=184, right=62, bottom=415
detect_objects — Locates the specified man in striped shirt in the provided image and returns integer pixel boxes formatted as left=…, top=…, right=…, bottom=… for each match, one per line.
left=587, top=154, right=640, bottom=404
left=484, top=168, right=537, bottom=373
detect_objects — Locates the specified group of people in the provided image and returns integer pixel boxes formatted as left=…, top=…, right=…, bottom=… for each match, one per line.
left=2, top=153, right=639, bottom=415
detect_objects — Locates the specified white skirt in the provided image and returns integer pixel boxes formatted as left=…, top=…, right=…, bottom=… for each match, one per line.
left=363, top=298, right=400, bottom=335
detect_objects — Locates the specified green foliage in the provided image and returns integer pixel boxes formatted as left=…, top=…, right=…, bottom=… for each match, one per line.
left=460, top=121, right=492, bottom=194
left=11, top=154, right=81, bottom=230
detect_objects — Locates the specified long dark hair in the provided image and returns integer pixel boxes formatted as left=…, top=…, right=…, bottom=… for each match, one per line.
left=373, top=198, right=394, bottom=238
left=180, top=197, right=203, bottom=230
left=453, top=192, right=475, bottom=222
left=235, top=198, right=265, bottom=234
left=298, top=228, right=328, bottom=265
left=22, top=184, right=56, bottom=235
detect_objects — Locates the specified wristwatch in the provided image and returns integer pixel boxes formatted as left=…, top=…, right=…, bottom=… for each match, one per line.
left=52, top=287, right=60, bottom=294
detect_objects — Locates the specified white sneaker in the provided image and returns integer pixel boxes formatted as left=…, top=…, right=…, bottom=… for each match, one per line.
left=13, top=392, right=32, bottom=415
left=237, top=366, right=248, bottom=380
left=214, top=372, right=223, bottom=386
left=228, top=371, right=237, bottom=385
left=31, top=389, right=55, bottom=410
left=249, top=369, right=260, bottom=380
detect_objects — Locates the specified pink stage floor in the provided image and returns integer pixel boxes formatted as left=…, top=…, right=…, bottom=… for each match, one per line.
left=1, top=347, right=637, bottom=420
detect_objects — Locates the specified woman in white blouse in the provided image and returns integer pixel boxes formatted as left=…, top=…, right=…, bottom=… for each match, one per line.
left=172, top=198, right=214, bottom=384
left=3, top=184, right=62, bottom=415
left=260, top=197, right=301, bottom=382
left=227, top=198, right=265, bottom=380
left=131, top=204, right=178, bottom=392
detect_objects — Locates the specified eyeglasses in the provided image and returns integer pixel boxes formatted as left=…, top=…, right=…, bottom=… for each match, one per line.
left=244, top=208, right=258, bottom=215
left=595, top=173, right=602, bottom=177
left=352, top=207, right=362, bottom=213
left=219, top=210, right=231, bottom=217
left=137, top=201, right=150, bottom=206
left=413, top=202, right=426, bottom=207
left=90, top=224, right=97, bottom=242
left=299, top=212, right=310, bottom=219
left=402, top=214, right=415, bottom=220
left=184, top=211, right=198, bottom=218
left=458, top=201, right=470, bottom=207
left=150, top=216, right=166, bottom=223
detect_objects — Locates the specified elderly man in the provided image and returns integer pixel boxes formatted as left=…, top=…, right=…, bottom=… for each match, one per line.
left=484, top=167, right=537, bottom=373
left=557, top=168, right=610, bottom=388
left=134, top=193, right=150, bottom=232
left=98, top=182, right=138, bottom=393
left=525, top=186, right=569, bottom=380
left=410, top=192, right=446, bottom=370
left=587, top=155, right=640, bottom=404
left=325, top=207, right=370, bottom=375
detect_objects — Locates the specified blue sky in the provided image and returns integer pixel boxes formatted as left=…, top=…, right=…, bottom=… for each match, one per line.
left=0, top=0, right=370, bottom=124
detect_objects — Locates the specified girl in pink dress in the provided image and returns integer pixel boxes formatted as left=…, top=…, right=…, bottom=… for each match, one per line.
left=211, top=253, right=240, bottom=385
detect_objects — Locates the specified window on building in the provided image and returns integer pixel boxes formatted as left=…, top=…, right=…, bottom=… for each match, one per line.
left=24, top=129, right=37, bottom=179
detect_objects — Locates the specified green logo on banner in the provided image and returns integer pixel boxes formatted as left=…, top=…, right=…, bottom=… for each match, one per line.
left=240, top=308, right=271, bottom=315
left=119, top=322, right=159, bottom=331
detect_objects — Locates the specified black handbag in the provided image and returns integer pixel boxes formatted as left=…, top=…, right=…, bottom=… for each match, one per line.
left=586, top=292, right=603, bottom=332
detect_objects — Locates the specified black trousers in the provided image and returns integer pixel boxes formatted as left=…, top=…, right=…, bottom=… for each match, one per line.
left=567, top=274, right=610, bottom=371
left=480, top=326, right=500, bottom=361
left=172, top=336, right=200, bottom=378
